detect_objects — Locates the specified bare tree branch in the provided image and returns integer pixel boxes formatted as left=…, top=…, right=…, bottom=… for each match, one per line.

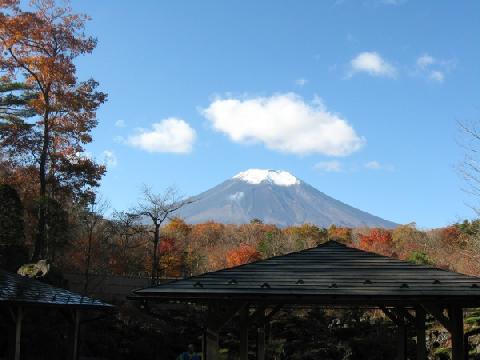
left=133, top=185, right=193, bottom=285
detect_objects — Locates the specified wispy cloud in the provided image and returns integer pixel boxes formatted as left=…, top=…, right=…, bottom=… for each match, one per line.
left=364, top=160, right=395, bottom=171
left=416, top=54, right=435, bottom=69
left=127, top=118, right=196, bottom=153
left=295, top=78, right=308, bottom=86
left=314, top=160, right=343, bottom=172
left=202, top=93, right=365, bottom=156
left=348, top=51, right=397, bottom=78
left=102, top=150, right=118, bottom=168
left=429, top=71, right=445, bottom=83
left=115, top=120, right=126, bottom=128
left=414, top=53, right=455, bottom=83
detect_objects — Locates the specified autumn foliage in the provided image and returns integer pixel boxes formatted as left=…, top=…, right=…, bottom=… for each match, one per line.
left=0, top=0, right=107, bottom=260
left=358, top=228, right=394, bottom=256
left=226, top=243, right=261, bottom=267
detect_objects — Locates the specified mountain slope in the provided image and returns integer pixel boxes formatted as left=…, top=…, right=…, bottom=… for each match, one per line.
left=177, top=169, right=396, bottom=228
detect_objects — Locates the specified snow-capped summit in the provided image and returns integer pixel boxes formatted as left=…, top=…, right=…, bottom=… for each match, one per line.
left=176, top=169, right=397, bottom=228
left=233, top=169, right=300, bottom=186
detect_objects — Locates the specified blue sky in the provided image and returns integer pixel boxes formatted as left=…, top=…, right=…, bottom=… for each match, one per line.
left=71, top=0, right=480, bottom=228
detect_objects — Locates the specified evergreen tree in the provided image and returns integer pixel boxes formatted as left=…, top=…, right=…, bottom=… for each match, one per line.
left=0, top=81, right=35, bottom=122
left=0, top=183, right=24, bottom=247
left=0, top=183, right=28, bottom=270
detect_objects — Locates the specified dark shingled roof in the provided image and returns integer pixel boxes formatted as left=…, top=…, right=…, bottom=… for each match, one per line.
left=0, top=269, right=112, bottom=309
left=133, top=241, right=480, bottom=307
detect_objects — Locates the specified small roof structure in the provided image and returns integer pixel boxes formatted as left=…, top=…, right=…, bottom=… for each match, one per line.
left=133, top=241, right=480, bottom=360
left=134, top=241, right=480, bottom=307
left=0, top=269, right=111, bottom=309
left=1, top=269, right=112, bottom=360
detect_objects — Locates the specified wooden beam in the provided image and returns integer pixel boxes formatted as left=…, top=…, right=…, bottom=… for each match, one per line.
left=422, top=305, right=453, bottom=332
left=265, top=321, right=272, bottom=345
left=71, top=309, right=81, bottom=360
left=380, top=306, right=400, bottom=326
left=239, top=307, right=249, bottom=360
left=265, top=305, right=281, bottom=346
left=415, top=306, right=427, bottom=360
left=256, top=309, right=265, bottom=360
left=449, top=306, right=464, bottom=360
left=205, top=304, right=221, bottom=360
left=14, top=306, right=23, bottom=360
left=395, top=307, right=407, bottom=360
left=204, top=328, right=219, bottom=360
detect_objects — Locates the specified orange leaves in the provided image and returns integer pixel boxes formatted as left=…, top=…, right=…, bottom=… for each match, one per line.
left=358, top=228, right=393, bottom=256
left=0, top=0, right=106, bottom=195
left=226, top=244, right=261, bottom=268
left=191, top=221, right=225, bottom=247
left=328, top=225, right=352, bottom=244
left=163, top=217, right=192, bottom=239
left=440, top=225, right=462, bottom=247
left=0, top=0, right=19, bottom=8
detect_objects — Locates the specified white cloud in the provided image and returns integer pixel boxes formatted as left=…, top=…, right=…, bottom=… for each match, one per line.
left=115, top=120, right=126, bottom=128
left=102, top=150, right=118, bottom=168
left=429, top=70, right=445, bottom=83
left=416, top=54, right=435, bottom=69
left=228, top=191, right=245, bottom=202
left=414, top=53, right=454, bottom=83
left=365, top=160, right=381, bottom=169
left=202, top=93, right=365, bottom=156
left=349, top=51, right=397, bottom=78
left=295, top=78, right=308, bottom=86
left=314, top=160, right=343, bottom=172
left=364, top=160, right=394, bottom=171
left=127, top=118, right=196, bottom=153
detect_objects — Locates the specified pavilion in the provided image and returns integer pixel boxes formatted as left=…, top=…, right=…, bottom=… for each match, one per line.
left=0, top=269, right=113, bottom=360
left=132, top=240, right=480, bottom=360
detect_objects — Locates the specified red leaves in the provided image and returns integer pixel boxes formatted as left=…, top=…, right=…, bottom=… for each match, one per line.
left=159, top=236, right=176, bottom=254
left=226, top=244, right=261, bottom=268
left=358, top=228, right=393, bottom=256
left=440, top=225, right=461, bottom=246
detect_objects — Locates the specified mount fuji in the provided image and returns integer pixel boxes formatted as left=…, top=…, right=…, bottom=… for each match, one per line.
left=177, top=169, right=396, bottom=228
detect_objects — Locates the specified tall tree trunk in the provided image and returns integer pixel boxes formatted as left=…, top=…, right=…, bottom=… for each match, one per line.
left=32, top=106, right=50, bottom=261
left=151, top=223, right=160, bottom=285
left=84, top=224, right=94, bottom=295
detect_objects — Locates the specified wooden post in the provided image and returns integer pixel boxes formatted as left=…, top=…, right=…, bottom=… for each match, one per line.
left=415, top=306, right=427, bottom=360
left=205, top=305, right=220, bottom=360
left=14, top=306, right=23, bottom=360
left=205, top=328, right=219, bottom=360
left=396, top=307, right=407, bottom=360
left=240, top=307, right=249, bottom=360
left=256, top=309, right=265, bottom=360
left=265, top=320, right=271, bottom=344
left=71, top=309, right=81, bottom=360
left=203, top=301, right=246, bottom=360
left=449, top=306, right=464, bottom=360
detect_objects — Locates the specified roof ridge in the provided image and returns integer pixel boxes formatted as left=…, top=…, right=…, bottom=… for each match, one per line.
left=134, top=239, right=480, bottom=294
